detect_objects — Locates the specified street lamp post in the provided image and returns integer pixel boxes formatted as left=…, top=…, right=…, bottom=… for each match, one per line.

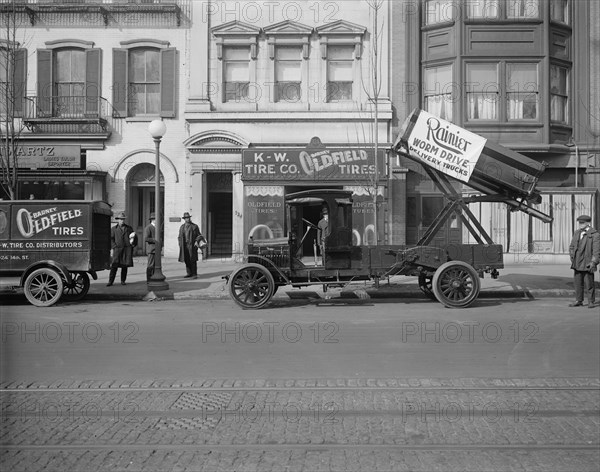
left=147, top=119, right=169, bottom=291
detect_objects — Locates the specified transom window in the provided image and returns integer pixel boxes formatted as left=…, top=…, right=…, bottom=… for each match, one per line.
left=423, top=65, right=453, bottom=121
left=223, top=47, right=250, bottom=102
left=128, top=48, right=160, bottom=116
left=326, top=45, right=353, bottom=102
left=275, top=46, right=301, bottom=102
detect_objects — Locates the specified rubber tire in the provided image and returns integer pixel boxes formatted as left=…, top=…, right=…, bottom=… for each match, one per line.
left=418, top=274, right=436, bottom=300
left=432, top=261, right=480, bottom=308
left=62, top=272, right=91, bottom=301
left=228, top=263, right=275, bottom=309
left=24, top=268, right=64, bottom=307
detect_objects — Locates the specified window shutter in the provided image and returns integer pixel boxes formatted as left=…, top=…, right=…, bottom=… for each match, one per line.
left=85, top=48, right=101, bottom=117
left=160, top=48, right=176, bottom=118
left=112, top=48, right=128, bottom=117
left=13, top=49, right=27, bottom=118
left=37, top=49, right=52, bottom=117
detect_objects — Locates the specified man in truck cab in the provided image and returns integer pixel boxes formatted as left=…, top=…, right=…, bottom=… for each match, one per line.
left=317, top=206, right=330, bottom=258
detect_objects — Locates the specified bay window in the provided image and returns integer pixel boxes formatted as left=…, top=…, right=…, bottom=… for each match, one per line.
left=506, top=63, right=538, bottom=120
left=466, top=63, right=499, bottom=120
left=423, top=65, right=453, bottom=121
left=550, top=64, right=569, bottom=123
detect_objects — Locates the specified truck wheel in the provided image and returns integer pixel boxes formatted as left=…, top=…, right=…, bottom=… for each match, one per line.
left=228, top=263, right=275, bottom=309
left=432, top=261, right=480, bottom=308
left=418, top=274, right=435, bottom=300
left=24, top=268, right=64, bottom=307
left=62, top=272, right=90, bottom=301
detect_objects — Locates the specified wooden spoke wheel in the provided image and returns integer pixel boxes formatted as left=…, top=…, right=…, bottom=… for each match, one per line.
left=228, top=263, right=275, bottom=309
left=62, top=272, right=90, bottom=302
left=418, top=274, right=435, bottom=300
left=24, top=268, right=64, bottom=307
left=432, top=261, right=480, bottom=308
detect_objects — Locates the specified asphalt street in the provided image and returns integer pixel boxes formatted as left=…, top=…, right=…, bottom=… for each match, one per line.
left=1, top=297, right=599, bottom=471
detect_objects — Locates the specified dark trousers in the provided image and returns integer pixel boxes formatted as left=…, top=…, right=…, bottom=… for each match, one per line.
left=109, top=266, right=128, bottom=284
left=185, top=262, right=197, bottom=276
left=146, top=253, right=155, bottom=280
left=574, top=270, right=595, bottom=303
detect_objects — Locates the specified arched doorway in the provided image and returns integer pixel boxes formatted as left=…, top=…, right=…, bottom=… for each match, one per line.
left=127, top=163, right=164, bottom=256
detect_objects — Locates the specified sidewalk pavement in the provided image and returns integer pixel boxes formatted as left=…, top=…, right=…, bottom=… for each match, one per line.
left=88, top=255, right=600, bottom=303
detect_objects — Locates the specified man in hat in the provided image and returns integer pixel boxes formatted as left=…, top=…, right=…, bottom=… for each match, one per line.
left=568, top=214, right=600, bottom=308
left=178, top=212, right=206, bottom=278
left=143, top=212, right=157, bottom=281
left=107, top=212, right=137, bottom=286
left=317, top=206, right=330, bottom=260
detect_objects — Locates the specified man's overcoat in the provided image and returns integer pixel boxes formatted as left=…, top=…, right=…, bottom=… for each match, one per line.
left=569, top=227, right=600, bottom=271
left=178, top=222, right=202, bottom=263
left=111, top=223, right=136, bottom=267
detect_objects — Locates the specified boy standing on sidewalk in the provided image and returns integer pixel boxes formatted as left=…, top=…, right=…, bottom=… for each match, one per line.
left=569, top=215, right=600, bottom=308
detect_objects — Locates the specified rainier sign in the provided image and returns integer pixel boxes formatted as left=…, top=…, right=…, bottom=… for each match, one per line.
left=406, top=110, right=486, bottom=183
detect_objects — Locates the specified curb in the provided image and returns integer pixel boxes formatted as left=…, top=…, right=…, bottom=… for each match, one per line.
left=84, top=288, right=579, bottom=302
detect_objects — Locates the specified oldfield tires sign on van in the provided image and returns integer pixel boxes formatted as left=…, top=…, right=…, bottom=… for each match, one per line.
left=4, top=204, right=88, bottom=250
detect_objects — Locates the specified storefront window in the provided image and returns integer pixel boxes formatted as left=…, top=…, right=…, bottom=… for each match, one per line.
left=245, top=186, right=285, bottom=240
left=19, top=181, right=85, bottom=200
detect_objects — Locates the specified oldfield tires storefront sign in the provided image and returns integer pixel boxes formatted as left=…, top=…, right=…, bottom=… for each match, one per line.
left=241, top=139, right=386, bottom=246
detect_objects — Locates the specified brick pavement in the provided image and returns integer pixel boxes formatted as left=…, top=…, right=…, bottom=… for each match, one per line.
left=1, top=377, right=599, bottom=471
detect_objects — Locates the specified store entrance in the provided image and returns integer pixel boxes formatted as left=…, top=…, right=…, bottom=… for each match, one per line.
left=285, top=185, right=342, bottom=257
left=127, top=164, right=164, bottom=257
left=207, top=172, right=233, bottom=258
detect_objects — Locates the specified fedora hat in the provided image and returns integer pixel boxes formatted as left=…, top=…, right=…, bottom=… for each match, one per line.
left=182, top=212, right=192, bottom=219
left=114, top=211, right=126, bottom=220
left=149, top=212, right=156, bottom=220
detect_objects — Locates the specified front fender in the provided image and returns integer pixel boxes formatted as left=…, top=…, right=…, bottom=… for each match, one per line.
left=20, top=260, right=73, bottom=287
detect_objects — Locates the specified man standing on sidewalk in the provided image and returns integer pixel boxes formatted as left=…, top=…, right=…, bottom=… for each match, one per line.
left=178, top=212, right=204, bottom=278
left=144, top=213, right=156, bottom=281
left=107, top=212, right=137, bottom=286
left=568, top=214, right=600, bottom=308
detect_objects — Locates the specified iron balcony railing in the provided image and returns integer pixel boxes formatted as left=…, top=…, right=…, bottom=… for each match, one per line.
left=23, top=95, right=116, bottom=134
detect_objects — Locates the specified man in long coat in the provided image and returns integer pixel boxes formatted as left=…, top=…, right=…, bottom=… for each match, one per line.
left=108, top=212, right=137, bottom=286
left=143, top=212, right=157, bottom=281
left=568, top=214, right=600, bottom=308
left=178, top=212, right=205, bottom=278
